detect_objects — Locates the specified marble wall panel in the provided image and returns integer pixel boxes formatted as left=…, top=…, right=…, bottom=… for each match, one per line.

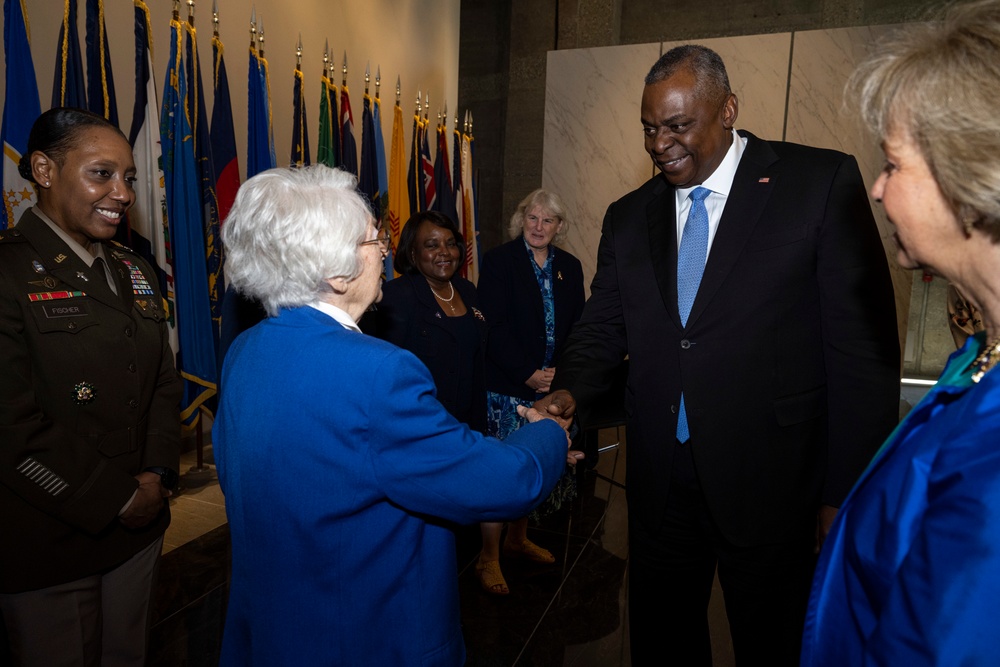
left=543, top=43, right=661, bottom=285
left=786, top=26, right=912, bottom=353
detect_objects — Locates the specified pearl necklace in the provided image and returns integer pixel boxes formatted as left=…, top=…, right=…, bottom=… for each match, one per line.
left=431, top=281, right=457, bottom=314
left=970, top=335, right=1000, bottom=384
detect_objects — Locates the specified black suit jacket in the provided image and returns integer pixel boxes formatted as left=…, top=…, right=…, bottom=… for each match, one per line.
left=362, top=272, right=487, bottom=433
left=553, top=131, right=901, bottom=546
left=478, top=238, right=585, bottom=401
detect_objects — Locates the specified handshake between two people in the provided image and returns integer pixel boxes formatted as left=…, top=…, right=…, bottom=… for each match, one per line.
left=516, top=389, right=584, bottom=466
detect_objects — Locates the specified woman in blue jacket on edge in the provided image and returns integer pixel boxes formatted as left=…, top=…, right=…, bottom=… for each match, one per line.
left=802, top=2, right=1000, bottom=664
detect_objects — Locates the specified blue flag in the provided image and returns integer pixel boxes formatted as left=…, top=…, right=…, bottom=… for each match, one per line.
left=2, top=0, right=42, bottom=230
left=161, top=17, right=217, bottom=427
left=52, top=0, right=86, bottom=109
left=247, top=45, right=276, bottom=178
left=359, top=94, right=378, bottom=217
left=184, top=19, right=223, bottom=349
left=85, top=0, right=118, bottom=126
left=433, top=121, right=457, bottom=225
left=260, top=48, right=276, bottom=169
left=407, top=112, right=420, bottom=214
left=359, top=92, right=389, bottom=275
left=211, top=30, right=239, bottom=225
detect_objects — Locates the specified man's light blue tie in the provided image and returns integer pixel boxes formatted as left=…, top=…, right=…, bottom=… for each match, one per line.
left=675, top=186, right=710, bottom=443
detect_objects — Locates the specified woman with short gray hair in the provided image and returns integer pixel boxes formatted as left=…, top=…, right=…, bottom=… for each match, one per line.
left=213, top=164, right=570, bottom=665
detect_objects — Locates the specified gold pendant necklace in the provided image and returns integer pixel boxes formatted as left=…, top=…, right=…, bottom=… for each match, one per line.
left=970, top=335, right=1000, bottom=383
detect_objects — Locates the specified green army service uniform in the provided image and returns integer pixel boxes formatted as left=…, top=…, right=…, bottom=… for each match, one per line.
left=0, top=208, right=181, bottom=594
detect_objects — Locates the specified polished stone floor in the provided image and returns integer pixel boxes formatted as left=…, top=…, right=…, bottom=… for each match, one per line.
left=145, top=427, right=739, bottom=666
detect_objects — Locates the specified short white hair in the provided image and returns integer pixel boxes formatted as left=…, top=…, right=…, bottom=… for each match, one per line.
left=222, top=165, right=373, bottom=316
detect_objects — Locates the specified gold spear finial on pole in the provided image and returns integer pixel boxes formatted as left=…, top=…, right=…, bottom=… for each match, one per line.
left=416, top=90, right=422, bottom=117
left=424, top=93, right=430, bottom=122
left=365, top=62, right=370, bottom=96
left=468, top=110, right=474, bottom=135
left=375, top=66, right=381, bottom=101
left=342, top=51, right=348, bottom=87
left=296, top=34, right=302, bottom=68
left=249, top=8, right=256, bottom=48
left=212, top=0, right=219, bottom=36
left=443, top=102, right=448, bottom=130
left=187, top=0, right=195, bottom=25
left=323, top=39, right=329, bottom=77
left=258, top=17, right=265, bottom=58
left=395, top=76, right=401, bottom=107
left=173, top=0, right=180, bottom=21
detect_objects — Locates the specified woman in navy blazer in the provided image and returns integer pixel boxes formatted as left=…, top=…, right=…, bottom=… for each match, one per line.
left=363, top=211, right=487, bottom=433
left=214, top=166, right=568, bottom=666
left=475, top=189, right=586, bottom=594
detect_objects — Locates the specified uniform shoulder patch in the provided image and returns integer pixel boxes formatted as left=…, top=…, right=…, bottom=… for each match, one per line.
left=0, top=228, right=27, bottom=243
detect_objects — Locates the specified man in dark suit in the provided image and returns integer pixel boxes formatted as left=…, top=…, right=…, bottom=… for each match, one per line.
left=537, top=45, right=900, bottom=664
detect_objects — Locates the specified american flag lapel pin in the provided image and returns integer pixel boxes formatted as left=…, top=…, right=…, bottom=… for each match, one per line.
left=758, top=177, right=770, bottom=183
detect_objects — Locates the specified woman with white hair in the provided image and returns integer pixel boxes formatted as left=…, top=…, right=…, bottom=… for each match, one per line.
left=213, top=165, right=569, bottom=666
left=802, top=1, right=1000, bottom=663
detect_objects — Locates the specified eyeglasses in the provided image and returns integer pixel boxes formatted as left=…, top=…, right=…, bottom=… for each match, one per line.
left=360, top=230, right=391, bottom=253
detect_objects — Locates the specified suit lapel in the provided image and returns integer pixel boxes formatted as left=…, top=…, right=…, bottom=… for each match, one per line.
left=646, top=180, right=680, bottom=327
left=685, top=133, right=778, bottom=328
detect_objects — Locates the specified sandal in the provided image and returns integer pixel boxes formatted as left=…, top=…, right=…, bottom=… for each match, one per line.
left=476, top=558, right=509, bottom=595
left=502, top=538, right=555, bottom=564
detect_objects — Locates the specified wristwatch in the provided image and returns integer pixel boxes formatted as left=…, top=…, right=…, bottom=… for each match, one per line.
left=144, top=466, right=179, bottom=491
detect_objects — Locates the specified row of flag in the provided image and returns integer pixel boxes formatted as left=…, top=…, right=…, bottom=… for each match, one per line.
left=301, top=52, right=480, bottom=282
left=1, top=0, right=479, bottom=430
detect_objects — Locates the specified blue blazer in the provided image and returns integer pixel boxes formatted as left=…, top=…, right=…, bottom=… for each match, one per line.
left=214, top=306, right=566, bottom=666
left=478, top=238, right=585, bottom=400
left=802, top=335, right=1000, bottom=666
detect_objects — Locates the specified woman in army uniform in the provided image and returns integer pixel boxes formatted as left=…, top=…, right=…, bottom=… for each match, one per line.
left=0, top=108, right=180, bottom=666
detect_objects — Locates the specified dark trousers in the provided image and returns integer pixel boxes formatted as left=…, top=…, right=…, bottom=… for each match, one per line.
left=628, top=440, right=815, bottom=666
left=0, top=535, right=162, bottom=667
